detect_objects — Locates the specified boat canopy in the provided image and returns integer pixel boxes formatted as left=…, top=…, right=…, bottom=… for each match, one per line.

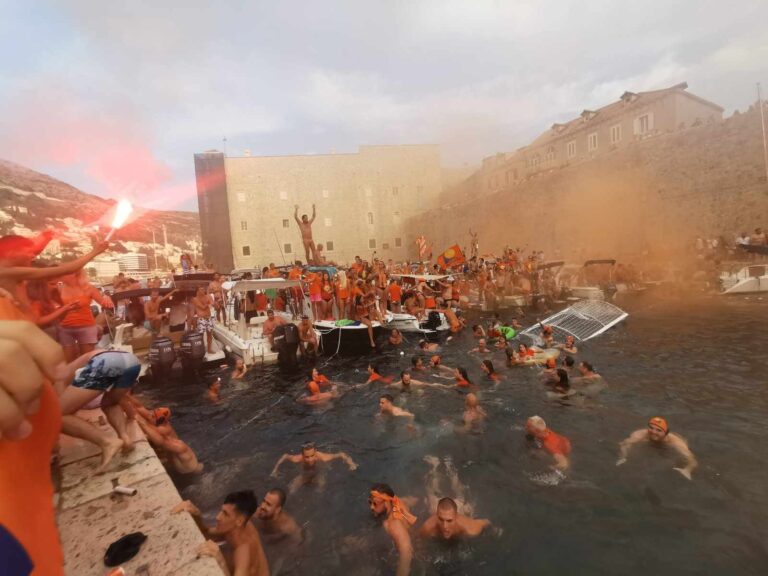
left=109, top=287, right=174, bottom=303
left=231, top=278, right=304, bottom=293
left=520, top=300, right=628, bottom=342
left=584, top=259, right=617, bottom=267
left=391, top=273, right=453, bottom=282
left=172, top=273, right=216, bottom=292
left=537, top=260, right=565, bottom=271
left=739, top=244, right=768, bottom=256
left=305, top=265, right=338, bottom=276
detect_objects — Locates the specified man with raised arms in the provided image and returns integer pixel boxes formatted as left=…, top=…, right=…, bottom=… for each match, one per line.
left=294, top=204, right=317, bottom=264
left=616, top=416, right=698, bottom=480
left=270, top=441, right=357, bottom=493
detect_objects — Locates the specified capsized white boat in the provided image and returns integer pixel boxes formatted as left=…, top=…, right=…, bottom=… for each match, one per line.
left=519, top=299, right=628, bottom=342
left=720, top=264, right=768, bottom=294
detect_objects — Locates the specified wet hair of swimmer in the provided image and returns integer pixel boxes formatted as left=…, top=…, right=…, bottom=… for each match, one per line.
left=556, top=369, right=570, bottom=388
left=267, top=487, right=287, bottom=508
left=418, top=340, right=428, bottom=349
left=437, top=497, right=458, bottom=513
left=370, top=483, right=395, bottom=498
left=456, top=366, right=470, bottom=381
left=411, top=356, right=423, bottom=367
left=482, top=359, right=495, bottom=374
left=563, top=356, right=575, bottom=368
left=581, top=361, right=594, bottom=372
left=369, top=363, right=380, bottom=373
left=223, top=490, right=259, bottom=519
left=381, top=393, right=395, bottom=403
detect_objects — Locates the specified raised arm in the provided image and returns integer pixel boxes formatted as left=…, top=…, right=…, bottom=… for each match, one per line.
left=0, top=242, right=109, bottom=280
left=319, top=450, right=358, bottom=470
left=293, top=204, right=301, bottom=224
left=310, top=204, right=316, bottom=223
left=270, top=453, right=301, bottom=476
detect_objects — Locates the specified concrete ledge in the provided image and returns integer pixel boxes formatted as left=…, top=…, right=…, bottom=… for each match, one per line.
left=56, top=410, right=223, bottom=576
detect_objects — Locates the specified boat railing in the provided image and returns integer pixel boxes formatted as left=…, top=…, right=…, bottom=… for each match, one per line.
left=520, top=300, right=628, bottom=341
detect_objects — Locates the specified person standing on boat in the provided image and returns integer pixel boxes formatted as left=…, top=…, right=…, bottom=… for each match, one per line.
left=294, top=204, right=317, bottom=264
left=191, top=286, right=215, bottom=354
left=208, top=273, right=227, bottom=323
left=262, top=309, right=286, bottom=349
left=298, top=315, right=319, bottom=356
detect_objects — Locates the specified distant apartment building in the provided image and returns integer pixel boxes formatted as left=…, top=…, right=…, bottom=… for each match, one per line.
left=195, top=145, right=442, bottom=270
left=477, top=81, right=724, bottom=195
left=86, top=259, right=121, bottom=281
left=118, top=253, right=149, bottom=272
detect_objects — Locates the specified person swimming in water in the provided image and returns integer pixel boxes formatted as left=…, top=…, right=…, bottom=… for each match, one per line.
left=388, top=329, right=403, bottom=346
left=469, top=338, right=492, bottom=354
left=368, top=483, right=417, bottom=576
left=419, top=497, right=493, bottom=541
left=558, top=334, right=578, bottom=354
left=366, top=363, right=393, bottom=384
left=297, top=381, right=338, bottom=405
left=231, top=357, right=248, bottom=379
left=525, top=415, right=571, bottom=472
left=411, top=356, right=427, bottom=372
left=539, top=357, right=559, bottom=385
left=388, top=370, right=449, bottom=393
left=270, top=441, right=358, bottom=494
left=480, top=359, right=501, bottom=383
left=378, top=394, right=415, bottom=420
left=207, top=378, right=222, bottom=403
left=616, top=417, right=698, bottom=480
left=418, top=339, right=440, bottom=352
left=453, top=367, right=473, bottom=388
left=461, top=393, right=487, bottom=432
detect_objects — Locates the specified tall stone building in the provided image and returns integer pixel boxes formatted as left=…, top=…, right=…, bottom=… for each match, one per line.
left=195, top=145, right=442, bottom=271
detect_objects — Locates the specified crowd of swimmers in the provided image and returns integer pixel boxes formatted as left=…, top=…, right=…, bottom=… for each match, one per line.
left=0, top=226, right=698, bottom=576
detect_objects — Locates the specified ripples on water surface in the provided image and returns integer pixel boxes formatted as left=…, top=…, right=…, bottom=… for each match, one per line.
left=139, top=295, right=768, bottom=575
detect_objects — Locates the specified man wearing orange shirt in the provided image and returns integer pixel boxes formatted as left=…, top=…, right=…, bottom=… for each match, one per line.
left=525, top=415, right=571, bottom=472
left=387, top=278, right=402, bottom=313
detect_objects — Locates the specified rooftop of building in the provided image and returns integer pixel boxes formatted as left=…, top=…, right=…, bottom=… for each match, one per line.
left=195, top=143, right=439, bottom=160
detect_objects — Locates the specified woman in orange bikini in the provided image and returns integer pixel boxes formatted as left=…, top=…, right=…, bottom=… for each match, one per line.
left=321, top=271, right=334, bottom=319
left=335, top=270, right=350, bottom=319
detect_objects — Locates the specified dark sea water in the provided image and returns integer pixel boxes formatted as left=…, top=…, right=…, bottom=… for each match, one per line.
left=139, top=293, right=768, bottom=575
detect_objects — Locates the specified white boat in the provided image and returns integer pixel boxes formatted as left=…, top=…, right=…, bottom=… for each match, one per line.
left=386, top=310, right=452, bottom=334
left=519, top=299, right=628, bottom=342
left=213, top=278, right=315, bottom=366
left=558, top=260, right=617, bottom=301
left=720, top=264, right=768, bottom=294
left=313, top=318, right=386, bottom=354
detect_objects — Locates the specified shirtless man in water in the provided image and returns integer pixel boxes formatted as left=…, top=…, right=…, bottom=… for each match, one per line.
left=368, top=483, right=417, bottom=576
left=191, top=286, right=215, bottom=353
left=173, top=491, right=269, bottom=576
left=419, top=497, right=492, bottom=541
left=294, top=204, right=317, bottom=264
left=461, top=393, right=487, bottom=432
left=616, top=417, right=698, bottom=480
left=271, top=442, right=357, bottom=494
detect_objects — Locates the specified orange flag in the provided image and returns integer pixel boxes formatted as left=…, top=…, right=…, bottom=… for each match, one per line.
left=437, top=245, right=465, bottom=270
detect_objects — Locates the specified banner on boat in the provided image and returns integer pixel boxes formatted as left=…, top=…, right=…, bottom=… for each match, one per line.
left=437, top=244, right=466, bottom=270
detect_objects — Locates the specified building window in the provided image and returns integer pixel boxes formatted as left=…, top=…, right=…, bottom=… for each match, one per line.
left=383, top=242, right=390, bottom=250
left=282, top=219, right=289, bottom=228
left=567, top=141, right=576, bottom=159
left=284, top=243, right=292, bottom=254
left=326, top=241, right=334, bottom=251
left=322, top=189, right=329, bottom=198
left=545, top=145, right=555, bottom=162
left=587, top=132, right=598, bottom=152
left=237, top=193, right=246, bottom=203
left=395, top=237, right=402, bottom=247
left=240, top=221, right=247, bottom=231
left=610, top=124, right=622, bottom=144
left=635, top=113, right=653, bottom=135
left=392, top=187, right=399, bottom=196
left=242, top=245, right=250, bottom=256
left=279, top=190, right=288, bottom=200
left=324, top=217, right=332, bottom=227
left=369, top=239, right=376, bottom=249
left=367, top=212, right=374, bottom=225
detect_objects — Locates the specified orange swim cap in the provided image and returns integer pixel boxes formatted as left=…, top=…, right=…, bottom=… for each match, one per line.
left=431, top=355, right=441, bottom=366
left=308, top=381, right=321, bottom=395
left=648, top=417, right=668, bottom=434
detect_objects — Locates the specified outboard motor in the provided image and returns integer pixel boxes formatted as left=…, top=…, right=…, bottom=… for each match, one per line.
left=423, top=311, right=442, bottom=331
left=180, top=331, right=206, bottom=370
left=149, top=337, right=175, bottom=381
left=273, top=323, right=300, bottom=370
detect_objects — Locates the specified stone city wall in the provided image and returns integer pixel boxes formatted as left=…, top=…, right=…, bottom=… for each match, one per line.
left=405, top=105, right=768, bottom=263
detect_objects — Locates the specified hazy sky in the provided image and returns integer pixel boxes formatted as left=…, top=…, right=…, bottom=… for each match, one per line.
left=1, top=1, right=766, bottom=211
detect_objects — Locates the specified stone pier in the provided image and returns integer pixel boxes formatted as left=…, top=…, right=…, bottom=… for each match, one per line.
left=55, top=409, right=223, bottom=576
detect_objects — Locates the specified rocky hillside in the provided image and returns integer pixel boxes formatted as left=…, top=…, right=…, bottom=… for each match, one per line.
left=0, top=159, right=201, bottom=263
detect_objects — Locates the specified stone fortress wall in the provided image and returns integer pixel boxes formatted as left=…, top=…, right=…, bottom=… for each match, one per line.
left=405, top=105, right=768, bottom=263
